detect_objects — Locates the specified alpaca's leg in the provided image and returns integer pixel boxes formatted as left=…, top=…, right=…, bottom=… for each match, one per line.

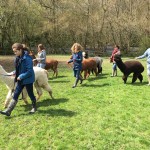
left=84, top=70, right=87, bottom=79
left=122, top=75, right=128, bottom=83
left=42, top=84, right=54, bottom=99
left=97, top=63, right=100, bottom=74
left=100, top=67, right=102, bottom=74
left=4, top=90, right=12, bottom=108
left=22, top=88, right=28, bottom=105
left=34, top=82, right=42, bottom=100
left=137, top=74, right=143, bottom=83
left=132, top=73, right=138, bottom=83
left=55, top=68, right=58, bottom=77
left=52, top=69, right=55, bottom=77
left=88, top=69, right=91, bottom=77
left=94, top=68, right=98, bottom=76
left=53, top=69, right=57, bottom=77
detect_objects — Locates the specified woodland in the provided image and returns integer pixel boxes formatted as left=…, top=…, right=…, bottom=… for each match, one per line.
left=0, top=0, right=149, bottom=55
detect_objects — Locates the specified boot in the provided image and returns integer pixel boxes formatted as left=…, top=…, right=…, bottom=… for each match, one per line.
left=29, top=101, right=37, bottom=114
left=0, top=99, right=17, bottom=116
left=72, top=78, right=79, bottom=88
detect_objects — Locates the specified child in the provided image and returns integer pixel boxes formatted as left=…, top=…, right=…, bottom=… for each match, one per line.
left=67, top=43, right=83, bottom=88
left=0, top=43, right=37, bottom=116
left=33, top=44, right=46, bottom=69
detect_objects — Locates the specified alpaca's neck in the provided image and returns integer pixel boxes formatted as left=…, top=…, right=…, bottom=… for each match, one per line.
left=115, top=60, right=126, bottom=73
left=0, top=67, right=15, bottom=89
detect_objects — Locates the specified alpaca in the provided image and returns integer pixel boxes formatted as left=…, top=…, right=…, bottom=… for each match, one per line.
left=82, top=51, right=103, bottom=74
left=91, top=57, right=103, bottom=74
left=0, top=65, right=53, bottom=108
left=114, top=55, right=144, bottom=83
left=81, top=58, right=98, bottom=79
left=45, top=59, right=58, bottom=77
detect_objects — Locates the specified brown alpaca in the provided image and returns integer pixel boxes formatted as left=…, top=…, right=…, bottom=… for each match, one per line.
left=81, top=58, right=98, bottom=79
left=45, top=59, right=58, bottom=77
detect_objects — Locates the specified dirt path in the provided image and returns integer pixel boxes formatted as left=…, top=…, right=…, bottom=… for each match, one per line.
left=0, top=55, right=70, bottom=72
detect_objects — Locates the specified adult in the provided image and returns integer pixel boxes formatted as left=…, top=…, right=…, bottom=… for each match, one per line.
left=0, top=43, right=37, bottom=116
left=135, top=48, right=150, bottom=85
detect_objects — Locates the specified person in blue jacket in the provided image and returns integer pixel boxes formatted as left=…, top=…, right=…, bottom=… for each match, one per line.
left=0, top=43, right=37, bottom=116
left=67, top=43, right=83, bottom=88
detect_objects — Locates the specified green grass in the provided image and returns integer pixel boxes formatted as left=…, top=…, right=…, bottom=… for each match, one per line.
left=0, top=56, right=150, bottom=150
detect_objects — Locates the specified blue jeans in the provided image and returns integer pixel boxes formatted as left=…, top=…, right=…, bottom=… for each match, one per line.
left=13, top=81, right=36, bottom=103
left=112, top=63, right=117, bottom=70
left=73, top=69, right=81, bottom=79
left=37, top=63, right=46, bottom=69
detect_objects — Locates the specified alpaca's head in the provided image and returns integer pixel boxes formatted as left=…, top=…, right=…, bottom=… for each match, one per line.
left=114, top=54, right=122, bottom=62
left=82, top=51, right=88, bottom=59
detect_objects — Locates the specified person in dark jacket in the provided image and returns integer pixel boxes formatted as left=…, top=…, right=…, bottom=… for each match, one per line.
left=67, top=43, right=83, bottom=88
left=0, top=43, right=37, bottom=116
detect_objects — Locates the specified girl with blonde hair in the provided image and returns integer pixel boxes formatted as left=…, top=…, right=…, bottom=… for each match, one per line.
left=67, top=43, right=83, bottom=88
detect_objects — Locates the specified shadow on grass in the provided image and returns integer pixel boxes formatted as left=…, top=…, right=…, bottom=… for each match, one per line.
left=86, top=76, right=107, bottom=82
left=38, top=98, right=69, bottom=106
left=49, top=75, right=68, bottom=80
left=99, top=73, right=109, bottom=76
left=6, top=108, right=76, bottom=118
left=49, top=80, right=70, bottom=83
left=125, top=81, right=148, bottom=86
left=81, top=83, right=109, bottom=87
left=37, top=108, right=76, bottom=117
left=20, top=98, right=69, bottom=110
left=5, top=98, right=76, bottom=118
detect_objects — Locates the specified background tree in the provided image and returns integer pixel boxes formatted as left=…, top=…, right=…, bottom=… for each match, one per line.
left=0, top=0, right=149, bottom=55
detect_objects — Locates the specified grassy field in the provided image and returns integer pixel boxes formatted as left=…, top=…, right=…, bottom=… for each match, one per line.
left=0, top=55, right=150, bottom=150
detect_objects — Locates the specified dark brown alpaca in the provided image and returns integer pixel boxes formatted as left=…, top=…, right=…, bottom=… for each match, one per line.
left=114, top=55, right=144, bottom=83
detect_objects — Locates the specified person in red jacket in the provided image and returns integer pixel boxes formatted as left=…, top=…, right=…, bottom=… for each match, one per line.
left=110, top=45, right=120, bottom=77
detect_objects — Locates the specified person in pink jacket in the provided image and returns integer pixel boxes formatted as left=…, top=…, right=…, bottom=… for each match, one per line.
left=110, top=45, right=120, bottom=77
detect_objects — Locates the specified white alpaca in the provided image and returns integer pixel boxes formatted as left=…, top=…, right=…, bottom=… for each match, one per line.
left=0, top=65, right=53, bottom=108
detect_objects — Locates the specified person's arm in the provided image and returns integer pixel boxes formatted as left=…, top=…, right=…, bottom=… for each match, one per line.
left=18, top=57, right=33, bottom=80
left=115, top=50, right=120, bottom=55
left=136, top=50, right=148, bottom=59
left=68, top=59, right=73, bottom=64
